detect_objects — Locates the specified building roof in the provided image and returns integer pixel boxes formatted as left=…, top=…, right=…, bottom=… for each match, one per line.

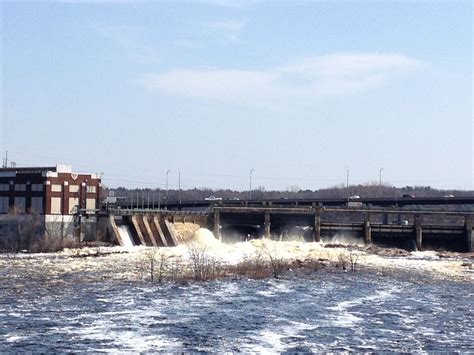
left=0, top=165, right=101, bottom=179
left=0, top=166, right=58, bottom=173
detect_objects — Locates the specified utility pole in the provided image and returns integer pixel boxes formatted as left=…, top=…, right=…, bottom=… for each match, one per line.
left=2, top=151, right=7, bottom=168
left=346, top=168, right=349, bottom=188
left=249, top=168, right=254, bottom=200
left=178, top=171, right=181, bottom=204
left=379, top=168, right=384, bottom=198
left=166, top=170, right=170, bottom=208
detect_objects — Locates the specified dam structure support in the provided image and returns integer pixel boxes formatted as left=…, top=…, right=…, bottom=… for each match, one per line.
left=99, top=205, right=474, bottom=252
left=101, top=210, right=207, bottom=247
left=211, top=206, right=474, bottom=252
left=465, top=217, right=474, bottom=252
left=364, top=213, right=372, bottom=245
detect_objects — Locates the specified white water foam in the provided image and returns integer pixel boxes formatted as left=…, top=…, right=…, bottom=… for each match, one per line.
left=117, top=225, right=134, bottom=248
left=328, top=286, right=399, bottom=327
left=245, top=320, right=316, bottom=353
left=323, top=233, right=364, bottom=246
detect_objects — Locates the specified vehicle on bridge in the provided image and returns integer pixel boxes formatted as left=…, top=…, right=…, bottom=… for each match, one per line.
left=205, top=196, right=222, bottom=201
left=348, top=195, right=362, bottom=208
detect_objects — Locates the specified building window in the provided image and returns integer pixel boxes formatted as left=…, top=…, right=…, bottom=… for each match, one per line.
left=14, top=197, right=26, bottom=212
left=31, top=184, right=44, bottom=192
left=68, top=198, right=79, bottom=214
left=0, top=197, right=8, bottom=213
left=50, top=197, right=62, bottom=214
left=69, top=185, right=79, bottom=193
left=51, top=184, right=62, bottom=192
left=14, top=184, right=26, bottom=192
left=87, top=186, right=97, bottom=194
left=86, top=198, right=96, bottom=211
left=0, top=184, right=9, bottom=192
left=31, top=197, right=44, bottom=214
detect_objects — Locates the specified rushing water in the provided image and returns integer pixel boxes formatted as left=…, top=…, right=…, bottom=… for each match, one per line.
left=1, top=269, right=473, bottom=352
left=116, top=224, right=134, bottom=247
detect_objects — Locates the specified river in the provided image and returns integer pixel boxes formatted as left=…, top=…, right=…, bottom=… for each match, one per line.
left=0, top=230, right=473, bottom=352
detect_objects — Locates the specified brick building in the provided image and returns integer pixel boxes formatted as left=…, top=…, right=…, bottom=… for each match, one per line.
left=0, top=165, right=101, bottom=241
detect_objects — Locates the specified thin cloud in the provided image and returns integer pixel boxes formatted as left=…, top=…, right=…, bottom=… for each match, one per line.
left=200, top=19, right=247, bottom=44
left=135, top=53, right=423, bottom=107
left=93, top=24, right=161, bottom=65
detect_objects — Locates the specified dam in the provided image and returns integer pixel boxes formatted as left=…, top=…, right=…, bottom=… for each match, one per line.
left=101, top=201, right=474, bottom=252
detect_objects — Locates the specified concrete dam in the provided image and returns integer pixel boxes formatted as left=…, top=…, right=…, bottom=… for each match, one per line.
left=102, top=205, right=474, bottom=253
left=104, top=211, right=208, bottom=247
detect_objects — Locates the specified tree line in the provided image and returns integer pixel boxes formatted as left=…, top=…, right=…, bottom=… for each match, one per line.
left=105, top=182, right=473, bottom=203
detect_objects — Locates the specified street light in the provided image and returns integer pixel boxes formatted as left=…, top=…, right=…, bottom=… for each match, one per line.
left=249, top=168, right=254, bottom=200
left=166, top=170, right=170, bottom=208
left=178, top=171, right=181, bottom=204
left=346, top=167, right=349, bottom=188
left=379, top=168, right=384, bottom=198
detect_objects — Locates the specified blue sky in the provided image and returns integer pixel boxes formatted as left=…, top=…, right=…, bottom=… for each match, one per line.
left=1, top=0, right=472, bottom=190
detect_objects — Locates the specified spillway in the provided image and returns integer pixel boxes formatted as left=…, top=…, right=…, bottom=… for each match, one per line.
left=116, top=224, right=134, bottom=247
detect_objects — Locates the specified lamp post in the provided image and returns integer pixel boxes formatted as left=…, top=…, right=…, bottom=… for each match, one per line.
left=166, top=170, right=170, bottom=208
left=178, top=171, right=181, bottom=204
left=379, top=168, right=384, bottom=198
left=158, top=189, right=161, bottom=210
left=249, top=168, right=254, bottom=200
left=346, top=168, right=349, bottom=188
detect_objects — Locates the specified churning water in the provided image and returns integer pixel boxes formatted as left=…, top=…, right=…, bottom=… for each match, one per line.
left=0, top=228, right=473, bottom=352
left=0, top=272, right=472, bottom=352
left=116, top=225, right=134, bottom=248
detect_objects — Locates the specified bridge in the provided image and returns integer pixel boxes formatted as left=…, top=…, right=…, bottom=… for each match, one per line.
left=113, top=196, right=474, bottom=210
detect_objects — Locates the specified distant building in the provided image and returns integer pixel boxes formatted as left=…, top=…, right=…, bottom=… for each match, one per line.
left=0, top=165, right=102, bottom=241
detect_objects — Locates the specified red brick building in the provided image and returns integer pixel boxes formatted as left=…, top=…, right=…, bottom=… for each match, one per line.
left=0, top=165, right=101, bottom=215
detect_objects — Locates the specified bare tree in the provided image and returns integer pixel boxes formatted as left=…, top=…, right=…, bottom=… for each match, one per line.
left=137, top=248, right=169, bottom=283
left=338, top=249, right=360, bottom=272
left=348, top=250, right=360, bottom=272
left=187, top=243, right=220, bottom=281
left=260, top=243, right=287, bottom=279
left=338, top=251, right=349, bottom=271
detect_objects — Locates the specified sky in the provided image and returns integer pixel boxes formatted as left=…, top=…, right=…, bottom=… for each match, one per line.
left=0, top=0, right=472, bottom=191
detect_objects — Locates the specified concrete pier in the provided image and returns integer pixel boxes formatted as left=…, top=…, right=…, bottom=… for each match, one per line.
left=130, top=215, right=147, bottom=245
left=214, top=212, right=221, bottom=240
left=313, top=210, right=321, bottom=242
left=162, top=219, right=178, bottom=246
left=142, top=215, right=158, bottom=246
left=465, top=217, right=473, bottom=252
left=264, top=212, right=271, bottom=238
left=152, top=216, right=168, bottom=246
left=108, top=216, right=123, bottom=246
left=364, top=213, right=371, bottom=245
left=415, top=215, right=423, bottom=251
left=136, top=215, right=154, bottom=246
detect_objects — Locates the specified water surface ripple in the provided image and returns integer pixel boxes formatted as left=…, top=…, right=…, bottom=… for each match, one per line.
left=1, top=271, right=473, bottom=352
